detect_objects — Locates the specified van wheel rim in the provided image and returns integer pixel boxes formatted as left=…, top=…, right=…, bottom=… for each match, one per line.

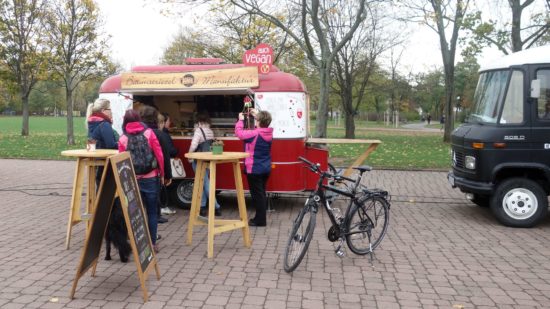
left=502, top=188, right=537, bottom=220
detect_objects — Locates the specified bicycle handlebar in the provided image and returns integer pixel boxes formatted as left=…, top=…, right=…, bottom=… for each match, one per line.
left=298, top=156, right=368, bottom=196
left=299, top=156, right=354, bottom=182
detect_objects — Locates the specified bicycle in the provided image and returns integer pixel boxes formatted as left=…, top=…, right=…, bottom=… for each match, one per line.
left=283, top=157, right=391, bottom=273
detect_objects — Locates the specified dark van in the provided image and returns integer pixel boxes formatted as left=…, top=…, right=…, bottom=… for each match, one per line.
left=448, top=45, right=550, bottom=228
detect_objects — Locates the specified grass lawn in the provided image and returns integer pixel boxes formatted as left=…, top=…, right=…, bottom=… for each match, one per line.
left=0, top=116, right=88, bottom=159
left=325, top=126, right=450, bottom=170
left=0, top=116, right=451, bottom=170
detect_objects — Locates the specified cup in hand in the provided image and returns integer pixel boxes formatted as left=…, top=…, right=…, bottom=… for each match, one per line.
left=86, top=139, right=97, bottom=151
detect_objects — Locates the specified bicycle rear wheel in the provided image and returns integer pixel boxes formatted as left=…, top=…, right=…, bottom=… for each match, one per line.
left=283, top=200, right=317, bottom=272
left=345, top=196, right=389, bottom=255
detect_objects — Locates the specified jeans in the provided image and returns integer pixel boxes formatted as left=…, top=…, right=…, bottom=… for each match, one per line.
left=246, top=173, right=270, bottom=225
left=192, top=160, right=220, bottom=209
left=138, top=177, right=159, bottom=245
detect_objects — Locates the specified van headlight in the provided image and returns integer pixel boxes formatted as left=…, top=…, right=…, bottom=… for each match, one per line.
left=465, top=156, right=476, bottom=169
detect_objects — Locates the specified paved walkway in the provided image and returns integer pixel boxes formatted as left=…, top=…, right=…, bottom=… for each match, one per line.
left=401, top=122, right=441, bottom=132
left=2, top=159, right=550, bottom=308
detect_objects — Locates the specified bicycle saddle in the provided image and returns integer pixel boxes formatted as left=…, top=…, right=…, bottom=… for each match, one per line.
left=352, top=166, right=372, bottom=173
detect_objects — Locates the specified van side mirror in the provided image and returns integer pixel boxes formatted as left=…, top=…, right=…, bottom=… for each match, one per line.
left=531, top=79, right=541, bottom=98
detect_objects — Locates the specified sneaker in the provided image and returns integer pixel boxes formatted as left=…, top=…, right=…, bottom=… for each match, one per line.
left=158, top=216, right=168, bottom=224
left=153, top=244, right=160, bottom=253
left=161, top=207, right=176, bottom=215
left=215, top=208, right=222, bottom=217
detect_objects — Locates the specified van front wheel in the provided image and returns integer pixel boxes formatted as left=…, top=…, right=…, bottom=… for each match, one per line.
left=490, top=178, right=547, bottom=228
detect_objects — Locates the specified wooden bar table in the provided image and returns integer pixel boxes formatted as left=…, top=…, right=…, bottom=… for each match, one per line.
left=61, top=149, right=118, bottom=249
left=306, top=138, right=381, bottom=177
left=184, top=151, right=251, bottom=258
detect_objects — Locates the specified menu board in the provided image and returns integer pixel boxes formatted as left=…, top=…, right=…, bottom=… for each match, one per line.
left=254, top=92, right=307, bottom=138
left=115, top=159, right=153, bottom=273
left=77, top=165, right=117, bottom=277
left=71, top=153, right=159, bottom=302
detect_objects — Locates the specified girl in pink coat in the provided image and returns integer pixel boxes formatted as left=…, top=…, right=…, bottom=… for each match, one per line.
left=118, top=109, right=164, bottom=252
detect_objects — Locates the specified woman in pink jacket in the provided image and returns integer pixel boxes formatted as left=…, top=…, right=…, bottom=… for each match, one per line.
left=118, top=109, right=164, bottom=252
left=235, top=109, right=273, bottom=227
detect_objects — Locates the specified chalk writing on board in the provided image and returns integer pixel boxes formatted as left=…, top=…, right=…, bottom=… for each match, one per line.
left=116, top=159, right=153, bottom=272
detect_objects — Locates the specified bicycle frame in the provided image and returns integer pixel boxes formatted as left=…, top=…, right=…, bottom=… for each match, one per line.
left=306, top=166, right=361, bottom=233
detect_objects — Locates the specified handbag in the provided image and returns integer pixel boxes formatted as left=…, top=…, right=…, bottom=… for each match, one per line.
left=197, top=128, right=213, bottom=152
left=170, top=158, right=186, bottom=179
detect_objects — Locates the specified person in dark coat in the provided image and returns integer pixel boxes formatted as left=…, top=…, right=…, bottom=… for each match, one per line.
left=86, top=98, right=118, bottom=184
left=140, top=106, right=174, bottom=223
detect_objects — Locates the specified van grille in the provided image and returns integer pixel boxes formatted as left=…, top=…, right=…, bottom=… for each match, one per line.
left=453, top=150, right=465, bottom=169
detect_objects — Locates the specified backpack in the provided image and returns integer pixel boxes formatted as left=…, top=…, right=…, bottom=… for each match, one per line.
left=126, top=130, right=158, bottom=175
left=196, top=128, right=213, bottom=152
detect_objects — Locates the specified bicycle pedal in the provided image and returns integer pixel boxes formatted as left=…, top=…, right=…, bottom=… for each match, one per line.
left=335, top=249, right=345, bottom=258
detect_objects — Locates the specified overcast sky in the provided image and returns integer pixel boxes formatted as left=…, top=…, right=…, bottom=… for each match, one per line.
left=95, top=0, right=498, bottom=74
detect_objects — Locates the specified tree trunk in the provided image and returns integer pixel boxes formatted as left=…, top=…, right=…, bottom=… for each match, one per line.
left=21, top=90, right=29, bottom=136
left=66, top=88, right=75, bottom=145
left=344, top=112, right=355, bottom=139
left=341, top=90, right=355, bottom=139
left=314, top=65, right=330, bottom=138
left=443, top=66, right=455, bottom=142
left=510, top=0, right=523, bottom=52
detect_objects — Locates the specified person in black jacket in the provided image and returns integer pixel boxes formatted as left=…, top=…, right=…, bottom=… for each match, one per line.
left=158, top=112, right=178, bottom=215
left=161, top=112, right=178, bottom=158
left=140, top=106, right=174, bottom=224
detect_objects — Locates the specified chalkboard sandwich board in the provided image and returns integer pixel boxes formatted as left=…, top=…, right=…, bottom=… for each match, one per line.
left=70, top=152, right=160, bottom=302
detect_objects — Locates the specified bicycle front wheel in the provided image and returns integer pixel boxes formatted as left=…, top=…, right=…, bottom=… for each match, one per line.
left=283, top=201, right=317, bottom=272
left=346, top=196, right=389, bottom=255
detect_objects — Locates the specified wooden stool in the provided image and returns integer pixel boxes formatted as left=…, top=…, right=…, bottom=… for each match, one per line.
left=184, top=151, right=251, bottom=258
left=61, top=149, right=118, bottom=249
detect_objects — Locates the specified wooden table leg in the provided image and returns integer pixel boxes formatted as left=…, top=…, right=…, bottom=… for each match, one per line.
left=233, top=161, right=251, bottom=248
left=187, top=160, right=206, bottom=245
left=207, top=160, right=216, bottom=258
left=86, top=161, right=96, bottom=232
left=65, top=158, right=86, bottom=250
left=342, top=143, right=380, bottom=177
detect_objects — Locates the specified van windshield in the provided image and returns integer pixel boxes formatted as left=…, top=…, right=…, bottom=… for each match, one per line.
left=468, top=70, right=510, bottom=124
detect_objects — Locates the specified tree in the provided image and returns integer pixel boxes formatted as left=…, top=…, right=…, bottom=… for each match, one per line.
left=227, top=0, right=368, bottom=138
left=453, top=53, right=479, bottom=118
left=161, top=6, right=304, bottom=69
left=401, top=0, right=471, bottom=142
left=0, top=0, right=48, bottom=136
left=42, top=0, right=110, bottom=145
left=160, top=27, right=210, bottom=65
left=412, top=68, right=445, bottom=119
left=463, top=0, right=550, bottom=54
left=330, top=1, right=404, bottom=138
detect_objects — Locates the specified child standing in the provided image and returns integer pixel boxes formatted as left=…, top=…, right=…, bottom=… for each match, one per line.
left=235, top=109, right=273, bottom=227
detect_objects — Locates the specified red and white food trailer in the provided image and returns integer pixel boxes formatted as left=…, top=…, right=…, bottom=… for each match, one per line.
left=99, top=58, right=330, bottom=207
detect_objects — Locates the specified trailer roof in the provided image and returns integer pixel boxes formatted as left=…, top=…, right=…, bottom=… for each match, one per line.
left=99, top=64, right=306, bottom=94
left=480, top=44, right=550, bottom=71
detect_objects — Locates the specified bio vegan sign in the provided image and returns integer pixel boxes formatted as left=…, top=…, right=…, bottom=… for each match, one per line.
left=243, top=43, right=273, bottom=74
